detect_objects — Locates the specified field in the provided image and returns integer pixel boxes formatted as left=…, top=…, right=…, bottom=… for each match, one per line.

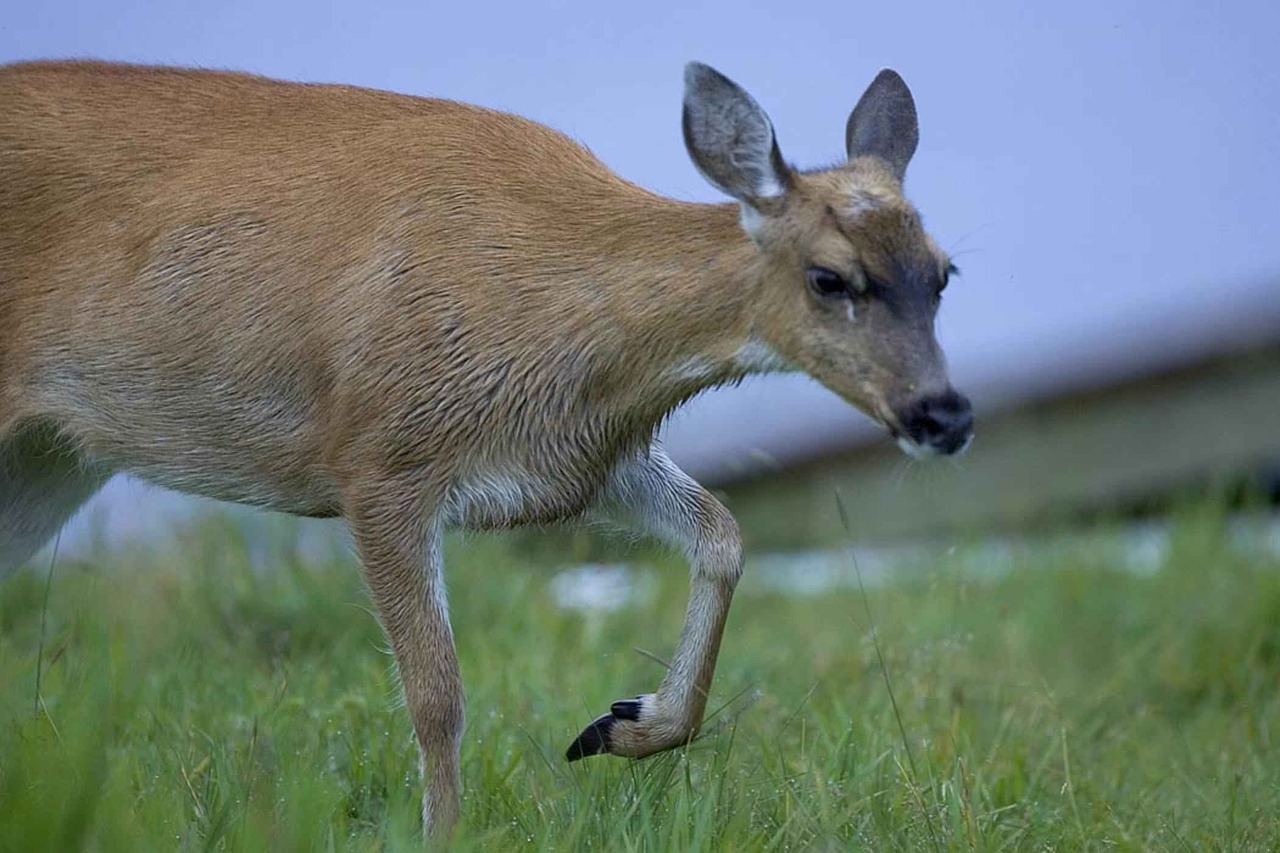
left=2, top=500, right=1279, bottom=851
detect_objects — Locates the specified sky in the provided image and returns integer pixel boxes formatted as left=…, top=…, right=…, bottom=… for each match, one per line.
left=3, top=0, right=1279, bottom=547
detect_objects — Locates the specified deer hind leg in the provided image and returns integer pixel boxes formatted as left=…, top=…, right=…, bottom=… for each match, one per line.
left=566, top=446, right=743, bottom=761
left=0, top=424, right=112, bottom=577
left=343, top=474, right=464, bottom=837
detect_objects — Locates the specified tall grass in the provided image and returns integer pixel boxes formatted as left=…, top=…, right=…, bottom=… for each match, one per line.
left=1, top=502, right=1278, bottom=850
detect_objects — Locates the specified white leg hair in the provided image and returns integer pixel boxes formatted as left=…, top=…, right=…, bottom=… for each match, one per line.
left=566, top=444, right=743, bottom=760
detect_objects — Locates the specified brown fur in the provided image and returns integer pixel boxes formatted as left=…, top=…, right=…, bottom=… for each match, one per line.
left=0, top=60, right=964, bottom=836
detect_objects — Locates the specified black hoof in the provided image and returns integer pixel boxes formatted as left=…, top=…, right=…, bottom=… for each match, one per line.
left=610, top=698, right=642, bottom=721
left=565, top=713, right=616, bottom=762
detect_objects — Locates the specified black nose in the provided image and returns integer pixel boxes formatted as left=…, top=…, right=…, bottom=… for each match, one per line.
left=898, top=389, right=974, bottom=455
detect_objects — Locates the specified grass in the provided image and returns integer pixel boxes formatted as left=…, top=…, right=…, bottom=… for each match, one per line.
left=2, top=500, right=1279, bottom=850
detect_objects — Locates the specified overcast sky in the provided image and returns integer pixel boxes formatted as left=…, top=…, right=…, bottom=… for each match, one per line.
left=3, top=0, right=1278, bottom=544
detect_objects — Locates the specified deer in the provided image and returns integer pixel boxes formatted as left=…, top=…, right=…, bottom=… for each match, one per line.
left=0, top=58, right=973, bottom=835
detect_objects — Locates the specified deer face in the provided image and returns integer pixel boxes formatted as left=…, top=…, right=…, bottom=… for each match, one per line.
left=684, top=63, right=973, bottom=458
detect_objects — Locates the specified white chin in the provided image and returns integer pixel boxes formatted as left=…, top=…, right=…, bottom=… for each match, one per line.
left=896, top=436, right=939, bottom=460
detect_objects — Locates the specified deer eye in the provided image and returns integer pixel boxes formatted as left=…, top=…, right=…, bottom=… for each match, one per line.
left=806, top=266, right=849, bottom=299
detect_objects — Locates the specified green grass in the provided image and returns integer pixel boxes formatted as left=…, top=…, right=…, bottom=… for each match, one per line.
left=2, top=502, right=1279, bottom=850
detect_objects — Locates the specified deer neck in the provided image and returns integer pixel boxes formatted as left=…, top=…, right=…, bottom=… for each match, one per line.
left=582, top=197, right=783, bottom=427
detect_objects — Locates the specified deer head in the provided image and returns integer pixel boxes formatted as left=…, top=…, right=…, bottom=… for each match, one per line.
left=683, top=62, right=973, bottom=457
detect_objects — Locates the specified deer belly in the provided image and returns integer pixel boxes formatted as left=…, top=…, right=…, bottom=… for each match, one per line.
left=32, top=363, right=340, bottom=517
left=443, top=465, right=602, bottom=530
left=122, top=456, right=339, bottom=518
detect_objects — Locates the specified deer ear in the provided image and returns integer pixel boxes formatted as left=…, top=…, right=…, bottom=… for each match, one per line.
left=683, top=62, right=790, bottom=206
left=845, top=69, right=919, bottom=182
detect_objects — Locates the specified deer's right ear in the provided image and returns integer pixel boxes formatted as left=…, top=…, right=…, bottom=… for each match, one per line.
left=682, top=62, right=791, bottom=210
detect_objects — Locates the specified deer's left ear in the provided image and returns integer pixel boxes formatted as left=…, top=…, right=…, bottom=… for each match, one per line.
left=846, top=69, right=919, bottom=183
left=683, top=62, right=791, bottom=208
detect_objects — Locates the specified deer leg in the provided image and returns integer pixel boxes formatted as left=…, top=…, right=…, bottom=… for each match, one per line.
left=344, top=478, right=463, bottom=836
left=1, top=427, right=113, bottom=577
left=566, top=447, right=743, bottom=761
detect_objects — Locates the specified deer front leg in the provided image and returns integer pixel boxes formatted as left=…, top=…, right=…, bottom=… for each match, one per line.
left=566, top=447, right=744, bottom=761
left=344, top=478, right=463, bottom=836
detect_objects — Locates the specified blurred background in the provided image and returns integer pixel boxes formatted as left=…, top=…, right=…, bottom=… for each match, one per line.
left=3, top=0, right=1278, bottom=558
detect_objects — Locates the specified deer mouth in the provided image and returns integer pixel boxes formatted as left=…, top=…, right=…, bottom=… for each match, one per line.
left=895, top=432, right=974, bottom=460
left=884, top=389, right=975, bottom=459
